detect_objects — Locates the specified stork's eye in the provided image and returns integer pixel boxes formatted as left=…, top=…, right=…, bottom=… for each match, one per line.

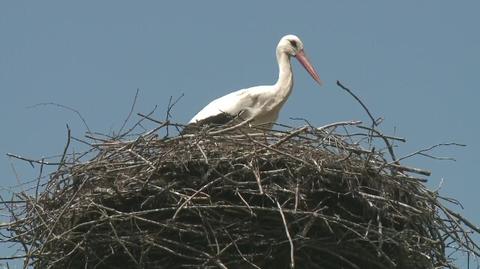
left=289, top=40, right=297, bottom=48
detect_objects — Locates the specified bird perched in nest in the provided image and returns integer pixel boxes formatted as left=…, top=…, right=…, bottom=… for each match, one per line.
left=183, top=34, right=322, bottom=134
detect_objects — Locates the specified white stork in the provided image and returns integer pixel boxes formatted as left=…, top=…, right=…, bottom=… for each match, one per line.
left=185, top=34, right=322, bottom=132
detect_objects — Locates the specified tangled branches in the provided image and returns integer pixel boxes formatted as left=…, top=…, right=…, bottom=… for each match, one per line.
left=1, top=117, right=479, bottom=269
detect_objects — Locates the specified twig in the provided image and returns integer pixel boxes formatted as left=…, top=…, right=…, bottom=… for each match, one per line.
left=137, top=113, right=186, bottom=127
left=117, top=88, right=140, bottom=137
left=58, top=124, right=71, bottom=170
left=357, top=125, right=398, bottom=162
left=27, top=102, right=91, bottom=133
left=336, top=81, right=378, bottom=126
left=394, top=142, right=466, bottom=163
left=356, top=126, right=406, bottom=142
left=165, top=94, right=184, bottom=136
left=387, top=163, right=431, bottom=176
left=271, top=126, right=309, bottom=148
left=165, top=94, right=184, bottom=122
left=196, top=144, right=209, bottom=165
left=276, top=200, right=295, bottom=269
left=249, top=158, right=264, bottom=194
left=172, top=177, right=223, bottom=220
left=207, top=118, right=253, bottom=135
left=6, top=153, right=71, bottom=166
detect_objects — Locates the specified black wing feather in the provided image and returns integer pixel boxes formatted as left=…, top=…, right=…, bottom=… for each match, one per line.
left=181, top=112, right=236, bottom=134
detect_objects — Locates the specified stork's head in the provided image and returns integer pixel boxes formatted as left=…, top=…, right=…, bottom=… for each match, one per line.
left=277, top=35, right=304, bottom=56
left=277, top=34, right=322, bottom=85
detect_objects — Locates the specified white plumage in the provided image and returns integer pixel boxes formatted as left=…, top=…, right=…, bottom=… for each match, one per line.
left=188, top=34, right=321, bottom=131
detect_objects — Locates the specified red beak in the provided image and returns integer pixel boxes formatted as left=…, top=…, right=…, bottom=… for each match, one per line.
left=295, top=50, right=322, bottom=85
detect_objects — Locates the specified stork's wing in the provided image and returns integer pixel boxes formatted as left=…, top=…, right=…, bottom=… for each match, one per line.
left=191, top=111, right=237, bottom=126
left=182, top=88, right=257, bottom=134
left=181, top=112, right=237, bottom=134
left=183, top=85, right=271, bottom=134
left=188, top=88, right=255, bottom=124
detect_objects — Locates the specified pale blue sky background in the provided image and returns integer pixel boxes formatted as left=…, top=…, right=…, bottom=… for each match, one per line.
left=1, top=1, right=479, bottom=267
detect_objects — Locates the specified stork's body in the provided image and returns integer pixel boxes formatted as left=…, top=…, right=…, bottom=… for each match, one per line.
left=187, top=35, right=321, bottom=131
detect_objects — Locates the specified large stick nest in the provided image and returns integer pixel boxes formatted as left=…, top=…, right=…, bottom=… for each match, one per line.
left=3, top=118, right=479, bottom=269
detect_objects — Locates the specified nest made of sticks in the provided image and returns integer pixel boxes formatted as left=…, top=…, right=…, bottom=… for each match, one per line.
left=2, top=117, right=479, bottom=269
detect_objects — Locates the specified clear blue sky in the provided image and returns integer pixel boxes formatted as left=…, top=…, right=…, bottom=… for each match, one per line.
left=1, top=1, right=479, bottom=267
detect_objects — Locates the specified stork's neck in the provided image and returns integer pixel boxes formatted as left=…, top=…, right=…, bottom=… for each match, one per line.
left=274, top=51, right=294, bottom=100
